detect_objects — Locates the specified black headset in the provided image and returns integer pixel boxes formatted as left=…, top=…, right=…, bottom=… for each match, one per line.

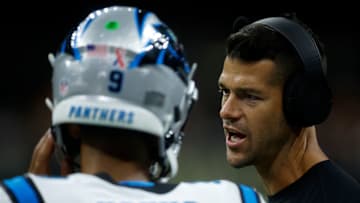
left=251, top=17, right=333, bottom=127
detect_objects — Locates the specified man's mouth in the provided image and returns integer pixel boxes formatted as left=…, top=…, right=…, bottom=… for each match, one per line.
left=224, top=126, right=248, bottom=149
left=228, top=131, right=246, bottom=142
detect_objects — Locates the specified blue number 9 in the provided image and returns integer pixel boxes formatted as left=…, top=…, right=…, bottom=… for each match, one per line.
left=108, top=70, right=123, bottom=92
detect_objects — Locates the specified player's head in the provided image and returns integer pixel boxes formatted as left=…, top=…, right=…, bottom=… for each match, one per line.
left=47, top=5, right=198, bottom=182
left=226, top=15, right=332, bottom=128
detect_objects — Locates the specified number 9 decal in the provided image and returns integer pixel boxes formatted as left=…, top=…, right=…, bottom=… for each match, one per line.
left=108, top=70, right=123, bottom=92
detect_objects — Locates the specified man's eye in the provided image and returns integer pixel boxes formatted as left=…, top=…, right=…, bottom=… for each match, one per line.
left=218, top=88, right=230, bottom=96
left=245, top=94, right=260, bottom=100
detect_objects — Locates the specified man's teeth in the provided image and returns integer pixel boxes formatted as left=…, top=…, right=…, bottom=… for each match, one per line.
left=230, top=133, right=241, bottom=142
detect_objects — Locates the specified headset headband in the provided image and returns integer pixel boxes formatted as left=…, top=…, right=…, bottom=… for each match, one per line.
left=253, top=17, right=324, bottom=79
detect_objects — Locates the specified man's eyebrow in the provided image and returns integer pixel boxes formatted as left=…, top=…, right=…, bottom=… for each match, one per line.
left=235, top=87, right=262, bottom=94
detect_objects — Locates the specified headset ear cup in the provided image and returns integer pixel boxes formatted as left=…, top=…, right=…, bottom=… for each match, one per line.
left=311, top=79, right=332, bottom=124
left=283, top=73, right=306, bottom=127
left=284, top=73, right=332, bottom=127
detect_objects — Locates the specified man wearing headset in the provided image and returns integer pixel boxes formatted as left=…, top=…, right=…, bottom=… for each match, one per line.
left=0, top=5, right=266, bottom=203
left=218, top=14, right=360, bottom=202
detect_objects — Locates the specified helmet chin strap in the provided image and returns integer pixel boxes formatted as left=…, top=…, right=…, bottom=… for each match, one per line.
left=50, top=125, right=81, bottom=173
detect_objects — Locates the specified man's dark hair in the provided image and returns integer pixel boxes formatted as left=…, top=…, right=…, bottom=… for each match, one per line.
left=226, top=15, right=326, bottom=86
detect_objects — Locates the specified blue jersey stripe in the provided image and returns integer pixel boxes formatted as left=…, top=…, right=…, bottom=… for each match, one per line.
left=240, top=184, right=259, bottom=203
left=3, top=176, right=40, bottom=203
left=119, top=180, right=155, bottom=187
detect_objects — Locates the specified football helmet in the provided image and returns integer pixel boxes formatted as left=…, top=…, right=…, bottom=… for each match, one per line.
left=46, top=5, right=198, bottom=182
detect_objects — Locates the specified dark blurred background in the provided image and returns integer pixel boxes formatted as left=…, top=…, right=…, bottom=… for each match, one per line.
left=1, top=1, right=359, bottom=195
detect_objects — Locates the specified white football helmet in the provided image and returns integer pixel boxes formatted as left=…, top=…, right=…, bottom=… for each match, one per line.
left=46, top=5, right=198, bottom=182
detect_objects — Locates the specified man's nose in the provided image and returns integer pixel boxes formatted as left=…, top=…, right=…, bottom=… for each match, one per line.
left=219, top=94, right=243, bottom=120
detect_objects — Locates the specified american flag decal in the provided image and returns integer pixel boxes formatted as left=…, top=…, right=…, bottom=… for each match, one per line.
left=59, top=79, right=69, bottom=96
left=86, top=45, right=108, bottom=57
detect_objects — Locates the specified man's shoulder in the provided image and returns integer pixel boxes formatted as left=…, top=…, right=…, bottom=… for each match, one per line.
left=268, top=160, right=360, bottom=203
left=311, top=160, right=360, bottom=189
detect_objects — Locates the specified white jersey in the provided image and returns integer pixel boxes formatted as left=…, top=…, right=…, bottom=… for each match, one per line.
left=0, top=173, right=266, bottom=203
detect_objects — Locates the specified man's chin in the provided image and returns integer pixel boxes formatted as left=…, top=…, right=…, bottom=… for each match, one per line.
left=226, top=156, right=251, bottom=168
left=231, top=162, right=250, bottom=169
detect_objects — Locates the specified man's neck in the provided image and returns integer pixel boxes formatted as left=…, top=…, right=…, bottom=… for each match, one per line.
left=80, top=143, right=150, bottom=182
left=256, top=126, right=328, bottom=195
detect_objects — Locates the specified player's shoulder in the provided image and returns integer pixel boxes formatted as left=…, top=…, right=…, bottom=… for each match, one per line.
left=1, top=173, right=97, bottom=193
left=0, top=173, right=109, bottom=203
left=1, top=173, right=46, bottom=203
left=26, top=172, right=106, bottom=187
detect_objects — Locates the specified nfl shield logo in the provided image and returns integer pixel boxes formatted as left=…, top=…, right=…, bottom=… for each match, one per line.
left=59, top=79, right=69, bottom=96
